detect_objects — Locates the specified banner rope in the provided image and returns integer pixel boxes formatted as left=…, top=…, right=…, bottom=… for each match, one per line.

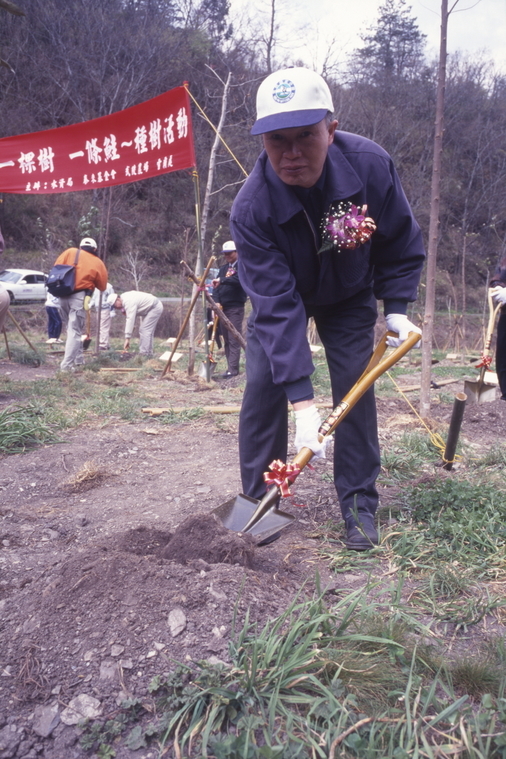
left=185, top=85, right=249, bottom=179
left=386, top=371, right=461, bottom=465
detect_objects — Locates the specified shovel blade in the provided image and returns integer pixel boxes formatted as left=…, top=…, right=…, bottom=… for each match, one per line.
left=198, top=360, right=217, bottom=380
left=464, top=379, right=497, bottom=404
left=212, top=493, right=294, bottom=544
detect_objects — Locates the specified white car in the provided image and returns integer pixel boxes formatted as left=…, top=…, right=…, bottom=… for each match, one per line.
left=0, top=269, right=48, bottom=303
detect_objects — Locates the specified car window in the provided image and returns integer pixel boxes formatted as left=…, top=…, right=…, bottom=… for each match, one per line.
left=36, top=275, right=46, bottom=283
left=0, top=270, right=21, bottom=283
left=23, top=275, right=37, bottom=284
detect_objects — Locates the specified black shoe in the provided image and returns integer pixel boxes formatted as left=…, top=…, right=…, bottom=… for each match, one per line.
left=220, top=371, right=238, bottom=379
left=345, top=513, right=379, bottom=551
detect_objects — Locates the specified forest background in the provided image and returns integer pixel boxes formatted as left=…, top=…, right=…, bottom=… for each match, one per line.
left=1, top=0, right=506, bottom=342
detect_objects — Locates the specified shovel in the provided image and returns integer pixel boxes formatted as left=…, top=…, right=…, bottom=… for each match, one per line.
left=198, top=312, right=220, bottom=380
left=82, top=302, right=92, bottom=351
left=464, top=288, right=501, bottom=403
left=213, top=330, right=421, bottom=544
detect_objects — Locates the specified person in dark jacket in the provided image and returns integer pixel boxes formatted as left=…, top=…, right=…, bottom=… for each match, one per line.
left=212, top=240, right=247, bottom=378
left=230, top=67, right=425, bottom=550
left=490, top=255, right=506, bottom=400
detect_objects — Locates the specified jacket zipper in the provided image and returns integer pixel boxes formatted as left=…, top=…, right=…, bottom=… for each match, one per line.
left=302, top=208, right=321, bottom=271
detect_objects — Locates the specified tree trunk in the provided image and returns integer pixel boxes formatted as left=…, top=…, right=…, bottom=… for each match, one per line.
left=420, top=0, right=449, bottom=416
left=461, top=232, right=467, bottom=345
left=188, top=71, right=232, bottom=377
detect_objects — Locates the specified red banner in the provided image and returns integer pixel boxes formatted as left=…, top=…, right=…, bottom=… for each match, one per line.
left=0, top=86, right=196, bottom=194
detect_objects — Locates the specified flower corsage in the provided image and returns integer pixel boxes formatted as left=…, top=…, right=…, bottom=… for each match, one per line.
left=319, top=201, right=376, bottom=254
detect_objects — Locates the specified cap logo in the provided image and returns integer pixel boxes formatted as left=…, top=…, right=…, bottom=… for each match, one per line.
left=272, top=79, right=296, bottom=105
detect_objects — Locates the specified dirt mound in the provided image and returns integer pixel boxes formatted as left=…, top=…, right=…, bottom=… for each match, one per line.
left=161, top=513, right=256, bottom=567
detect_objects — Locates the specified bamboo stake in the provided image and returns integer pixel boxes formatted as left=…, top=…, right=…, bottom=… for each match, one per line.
left=181, top=261, right=246, bottom=349
left=2, top=327, right=11, bottom=359
left=99, top=367, right=140, bottom=373
left=7, top=310, right=40, bottom=355
left=142, top=402, right=334, bottom=416
left=443, top=392, right=466, bottom=470
left=143, top=405, right=242, bottom=415
left=160, top=256, right=216, bottom=378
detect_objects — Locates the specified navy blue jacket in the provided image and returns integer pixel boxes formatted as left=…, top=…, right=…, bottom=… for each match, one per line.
left=491, top=255, right=506, bottom=288
left=230, top=130, right=425, bottom=389
left=213, top=261, right=247, bottom=309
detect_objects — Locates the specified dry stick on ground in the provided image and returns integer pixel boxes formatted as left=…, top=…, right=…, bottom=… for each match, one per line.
left=180, top=260, right=246, bottom=349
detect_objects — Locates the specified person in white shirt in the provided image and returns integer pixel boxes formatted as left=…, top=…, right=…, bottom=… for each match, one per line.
left=90, top=282, right=116, bottom=350
left=44, top=289, right=63, bottom=344
left=107, top=290, right=163, bottom=356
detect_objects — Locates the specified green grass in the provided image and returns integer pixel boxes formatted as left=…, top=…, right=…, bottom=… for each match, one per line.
left=380, top=431, right=438, bottom=482
left=78, top=586, right=506, bottom=758
left=388, top=475, right=506, bottom=579
left=0, top=403, right=60, bottom=454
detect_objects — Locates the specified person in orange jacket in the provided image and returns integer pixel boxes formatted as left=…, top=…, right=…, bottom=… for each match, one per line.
left=53, top=237, right=108, bottom=372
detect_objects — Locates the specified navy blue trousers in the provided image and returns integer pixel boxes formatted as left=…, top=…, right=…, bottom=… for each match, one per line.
left=46, top=306, right=62, bottom=339
left=238, top=289, right=381, bottom=521
left=496, top=310, right=506, bottom=399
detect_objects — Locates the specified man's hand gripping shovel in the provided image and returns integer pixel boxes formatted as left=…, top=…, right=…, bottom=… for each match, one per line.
left=212, top=330, right=421, bottom=544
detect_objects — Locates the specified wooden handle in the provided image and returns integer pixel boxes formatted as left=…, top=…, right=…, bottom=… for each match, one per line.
left=291, top=330, right=421, bottom=471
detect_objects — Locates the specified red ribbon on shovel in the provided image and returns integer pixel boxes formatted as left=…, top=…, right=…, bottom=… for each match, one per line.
left=263, top=460, right=301, bottom=497
left=475, top=354, right=492, bottom=369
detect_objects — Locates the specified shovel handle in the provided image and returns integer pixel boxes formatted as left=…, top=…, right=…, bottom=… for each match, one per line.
left=292, top=330, right=421, bottom=470
left=209, top=311, right=220, bottom=360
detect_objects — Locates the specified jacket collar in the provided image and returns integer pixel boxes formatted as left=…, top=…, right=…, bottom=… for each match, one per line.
left=263, top=136, right=364, bottom=225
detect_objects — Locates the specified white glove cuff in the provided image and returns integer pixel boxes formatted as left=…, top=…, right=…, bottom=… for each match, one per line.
left=294, top=405, right=320, bottom=423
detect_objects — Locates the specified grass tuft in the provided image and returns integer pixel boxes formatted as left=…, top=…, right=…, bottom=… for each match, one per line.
left=0, top=403, right=59, bottom=455
left=63, top=459, right=111, bottom=493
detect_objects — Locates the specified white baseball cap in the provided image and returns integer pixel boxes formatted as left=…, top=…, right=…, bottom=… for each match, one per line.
left=251, top=67, right=334, bottom=136
left=80, top=237, right=97, bottom=250
left=107, top=292, right=119, bottom=307
left=221, top=240, right=236, bottom=253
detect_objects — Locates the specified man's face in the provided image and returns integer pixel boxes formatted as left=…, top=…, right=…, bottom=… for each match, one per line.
left=262, top=118, right=338, bottom=188
left=224, top=250, right=238, bottom=264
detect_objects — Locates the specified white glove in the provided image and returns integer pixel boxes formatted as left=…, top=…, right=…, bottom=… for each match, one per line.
left=385, top=313, right=421, bottom=348
left=490, top=286, right=506, bottom=305
left=294, top=404, right=326, bottom=459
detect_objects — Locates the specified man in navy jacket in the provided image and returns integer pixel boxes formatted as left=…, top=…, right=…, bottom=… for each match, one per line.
left=490, top=256, right=506, bottom=400
left=230, top=67, right=424, bottom=550
left=212, top=240, right=247, bottom=378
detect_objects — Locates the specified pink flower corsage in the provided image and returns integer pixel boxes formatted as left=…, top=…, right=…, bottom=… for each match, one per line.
left=319, top=201, right=377, bottom=254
